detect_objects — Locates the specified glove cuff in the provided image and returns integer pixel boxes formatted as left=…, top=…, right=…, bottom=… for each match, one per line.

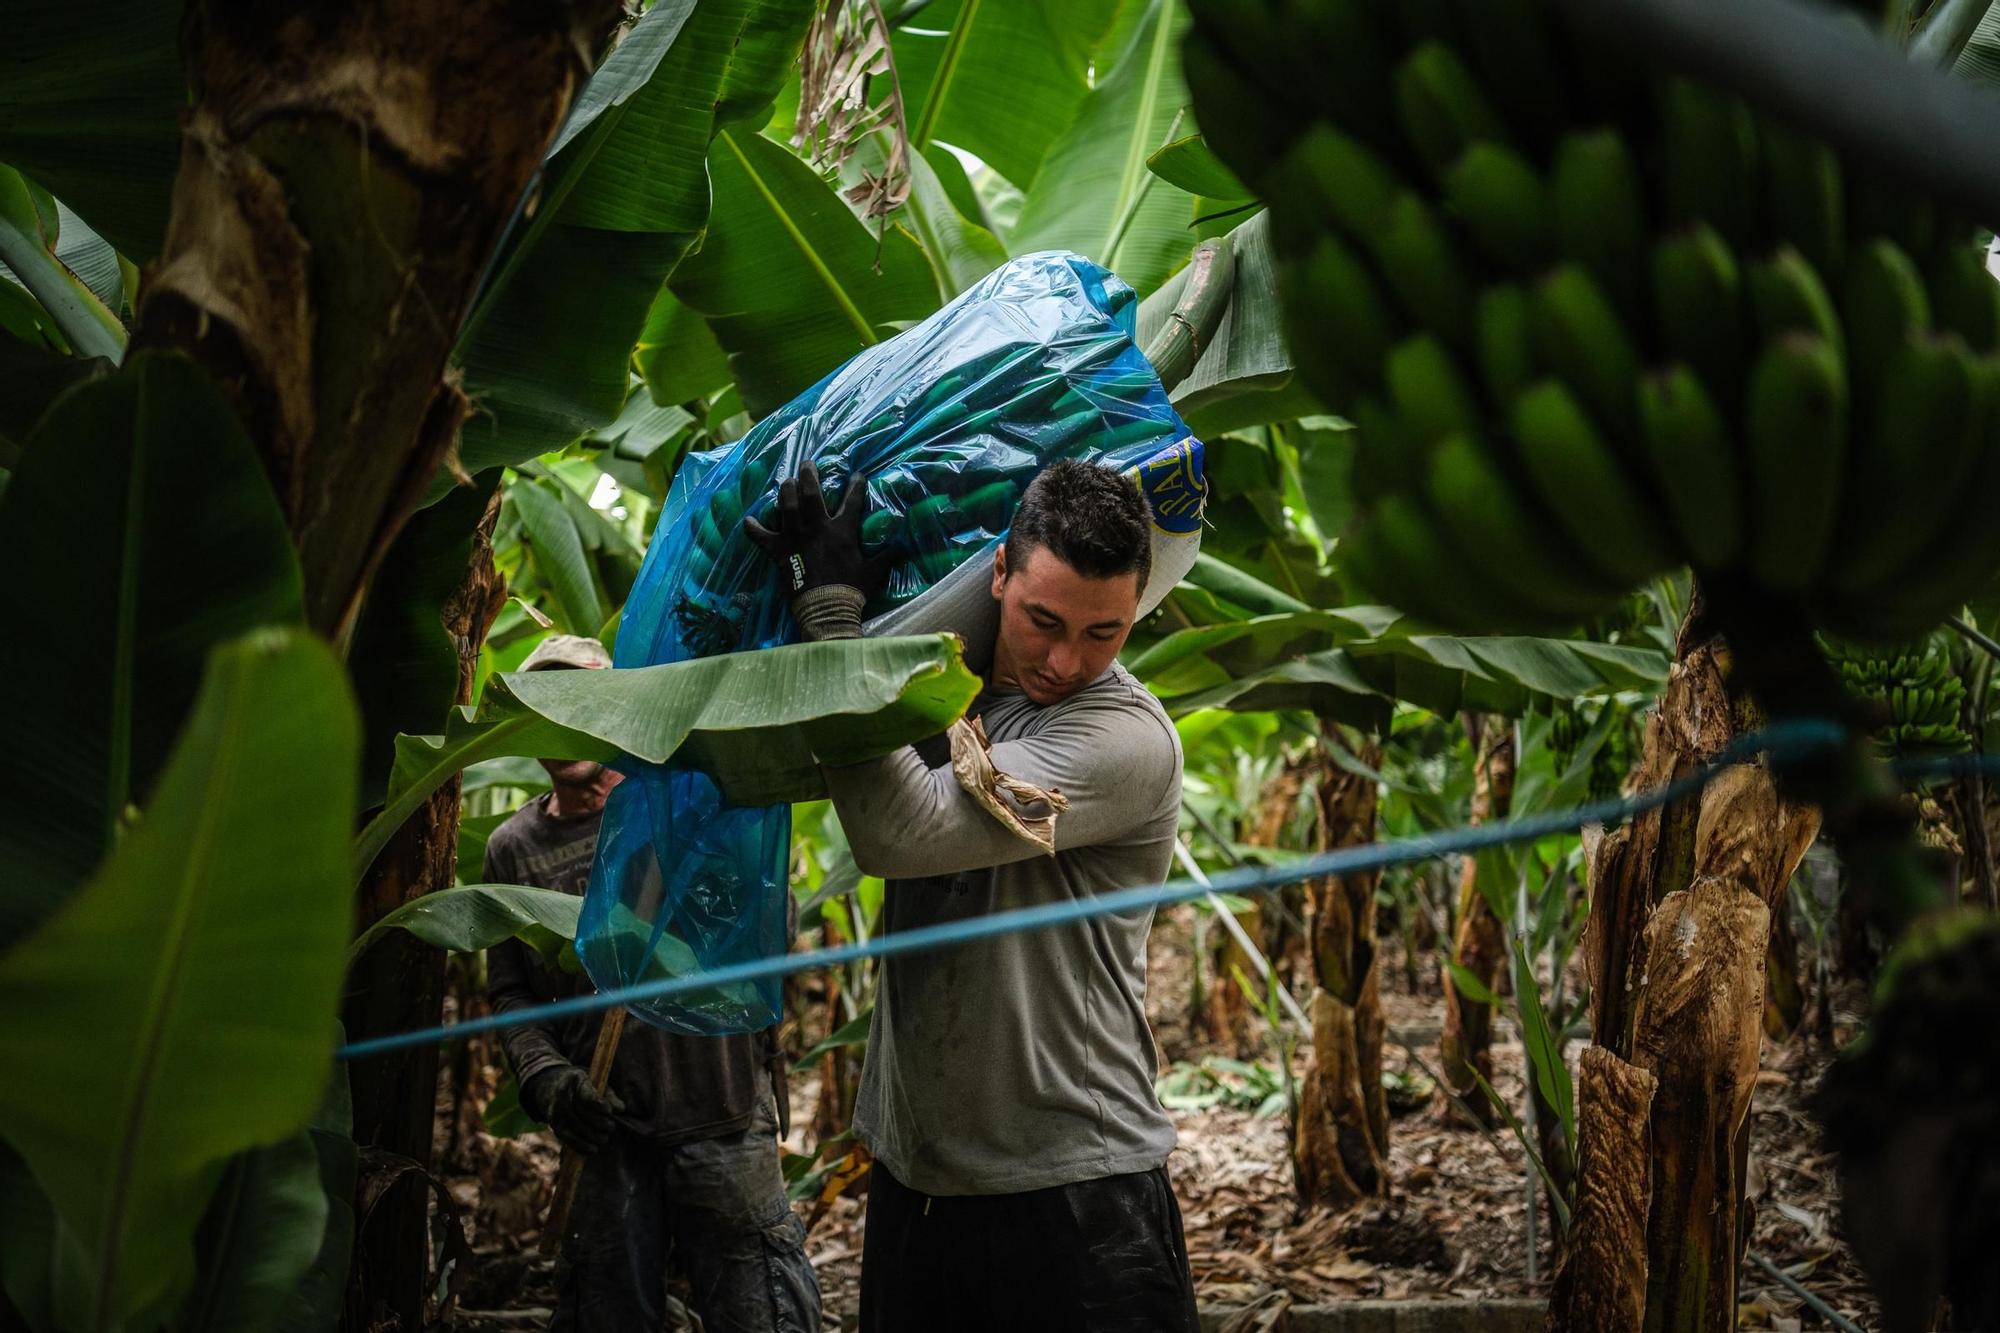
left=793, top=584, right=866, bottom=641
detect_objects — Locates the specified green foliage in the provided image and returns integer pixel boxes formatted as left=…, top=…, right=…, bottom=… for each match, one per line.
left=0, top=352, right=303, bottom=940
left=0, top=167, right=125, bottom=360
left=358, top=633, right=979, bottom=876
left=892, top=0, right=1125, bottom=192
left=1010, top=0, right=1195, bottom=296
left=453, top=0, right=817, bottom=479
left=348, top=884, right=583, bottom=969
left=1156, top=1055, right=1290, bottom=1118
left=0, top=631, right=357, bottom=1333
left=654, top=128, right=938, bottom=417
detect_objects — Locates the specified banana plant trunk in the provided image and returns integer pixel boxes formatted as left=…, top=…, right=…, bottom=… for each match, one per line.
left=1437, top=713, right=1515, bottom=1125
left=127, top=3, right=615, bottom=1326
left=1203, top=760, right=1309, bottom=1057
left=343, top=491, right=505, bottom=1327
left=1291, top=734, right=1391, bottom=1209
left=1548, top=618, right=1820, bottom=1333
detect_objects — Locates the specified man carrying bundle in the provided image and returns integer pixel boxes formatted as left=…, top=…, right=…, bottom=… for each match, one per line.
left=747, top=459, right=1200, bottom=1332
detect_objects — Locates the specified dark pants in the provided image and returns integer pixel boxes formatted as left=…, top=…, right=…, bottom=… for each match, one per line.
left=550, top=1097, right=820, bottom=1333
left=858, top=1163, right=1200, bottom=1333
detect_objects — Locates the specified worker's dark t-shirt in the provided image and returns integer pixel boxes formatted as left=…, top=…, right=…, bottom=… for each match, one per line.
left=483, top=792, right=764, bottom=1146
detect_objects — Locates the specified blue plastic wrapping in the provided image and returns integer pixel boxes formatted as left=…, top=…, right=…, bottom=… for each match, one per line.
left=582, top=251, right=1205, bottom=1035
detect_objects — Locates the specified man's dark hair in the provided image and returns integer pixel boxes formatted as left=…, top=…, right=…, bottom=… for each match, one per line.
left=1004, top=460, right=1152, bottom=589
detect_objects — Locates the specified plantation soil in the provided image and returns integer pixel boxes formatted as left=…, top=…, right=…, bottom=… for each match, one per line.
left=442, top=904, right=1880, bottom=1331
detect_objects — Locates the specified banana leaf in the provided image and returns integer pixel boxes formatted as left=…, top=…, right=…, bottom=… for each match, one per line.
left=356, top=633, right=979, bottom=876
left=1951, top=0, right=2000, bottom=80
left=1918, top=0, right=1997, bottom=65
left=903, top=145, right=1009, bottom=301
left=1145, top=628, right=1668, bottom=723
left=1146, top=133, right=1251, bottom=200
left=0, top=167, right=125, bottom=360
left=891, top=0, right=1124, bottom=192
left=659, top=128, right=939, bottom=418
left=0, top=351, right=304, bottom=940
left=0, top=0, right=184, bottom=258
left=1009, top=0, right=1197, bottom=298
left=0, top=630, right=357, bottom=1333
left=183, top=1133, right=328, bottom=1333
left=348, top=884, right=582, bottom=967
left=451, top=0, right=814, bottom=481
left=508, top=476, right=606, bottom=635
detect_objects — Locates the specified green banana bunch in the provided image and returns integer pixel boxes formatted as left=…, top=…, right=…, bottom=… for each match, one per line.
left=1187, top=0, right=2000, bottom=642
left=1820, top=631, right=1973, bottom=752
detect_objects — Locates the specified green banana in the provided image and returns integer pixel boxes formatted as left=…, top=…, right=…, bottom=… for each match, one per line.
left=1760, top=120, right=1845, bottom=275
left=1510, top=379, right=1678, bottom=586
left=1842, top=238, right=1933, bottom=389
left=1636, top=365, right=1744, bottom=570
left=1748, top=246, right=1844, bottom=355
left=1531, top=265, right=1642, bottom=437
left=1348, top=394, right=1422, bottom=504
left=1276, top=230, right=1399, bottom=399
left=1475, top=283, right=1539, bottom=407
left=1386, top=334, right=1484, bottom=449
left=1368, top=192, right=1476, bottom=347
left=1263, top=123, right=1406, bottom=254
left=1366, top=492, right=1553, bottom=633
left=1551, top=129, right=1649, bottom=317
left=1394, top=41, right=1509, bottom=174
left=1828, top=333, right=1980, bottom=592
left=1651, top=224, right=1745, bottom=405
left=1424, top=430, right=1623, bottom=622
left=1928, top=244, right=2000, bottom=353
left=1743, top=333, right=1848, bottom=593
left=1657, top=78, right=1760, bottom=246
left=1443, top=142, right=1553, bottom=270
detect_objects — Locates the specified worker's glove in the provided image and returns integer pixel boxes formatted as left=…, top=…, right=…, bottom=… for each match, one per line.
left=521, top=1063, right=626, bottom=1156
left=743, top=460, right=893, bottom=641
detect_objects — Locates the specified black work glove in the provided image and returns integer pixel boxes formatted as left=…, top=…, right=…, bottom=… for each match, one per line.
left=521, top=1063, right=626, bottom=1156
left=743, top=460, right=893, bottom=640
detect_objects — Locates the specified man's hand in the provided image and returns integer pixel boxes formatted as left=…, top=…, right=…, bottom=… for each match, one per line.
left=744, top=461, right=892, bottom=640
left=522, top=1063, right=626, bottom=1156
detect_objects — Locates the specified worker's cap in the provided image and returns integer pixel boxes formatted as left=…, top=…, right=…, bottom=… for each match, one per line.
left=519, top=634, right=612, bottom=672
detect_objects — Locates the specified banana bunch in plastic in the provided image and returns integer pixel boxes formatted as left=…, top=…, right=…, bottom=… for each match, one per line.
left=1821, top=631, right=1973, bottom=751
left=1186, top=0, right=2000, bottom=640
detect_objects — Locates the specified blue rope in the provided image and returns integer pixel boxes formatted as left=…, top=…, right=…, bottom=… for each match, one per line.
left=337, top=719, right=1849, bottom=1062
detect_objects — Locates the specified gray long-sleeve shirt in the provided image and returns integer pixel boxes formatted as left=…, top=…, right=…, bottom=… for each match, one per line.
left=827, top=661, right=1183, bottom=1196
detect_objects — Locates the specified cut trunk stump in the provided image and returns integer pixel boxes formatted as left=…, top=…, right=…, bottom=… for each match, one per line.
left=1550, top=623, right=1821, bottom=1333
left=1293, top=737, right=1390, bottom=1209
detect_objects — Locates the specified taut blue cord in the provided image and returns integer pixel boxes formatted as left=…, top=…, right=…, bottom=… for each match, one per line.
left=337, top=719, right=1847, bottom=1062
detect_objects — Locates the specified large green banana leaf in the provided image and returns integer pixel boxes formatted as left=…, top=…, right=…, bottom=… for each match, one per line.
left=1140, top=618, right=1669, bottom=723
left=0, top=352, right=304, bottom=941
left=891, top=0, right=1125, bottom=195
left=1009, top=0, right=1197, bottom=297
left=183, top=1131, right=328, bottom=1333
left=0, top=630, right=358, bottom=1333
left=1951, top=0, right=2000, bottom=79
left=356, top=633, right=979, bottom=876
left=450, top=0, right=814, bottom=481
left=656, top=128, right=939, bottom=418
left=902, top=145, right=1009, bottom=301
left=0, top=1, right=183, bottom=259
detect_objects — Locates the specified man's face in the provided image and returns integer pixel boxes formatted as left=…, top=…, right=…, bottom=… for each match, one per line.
left=988, top=543, right=1142, bottom=704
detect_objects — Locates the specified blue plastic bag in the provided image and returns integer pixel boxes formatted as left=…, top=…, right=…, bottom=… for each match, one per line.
left=582, top=252, right=1205, bottom=1035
